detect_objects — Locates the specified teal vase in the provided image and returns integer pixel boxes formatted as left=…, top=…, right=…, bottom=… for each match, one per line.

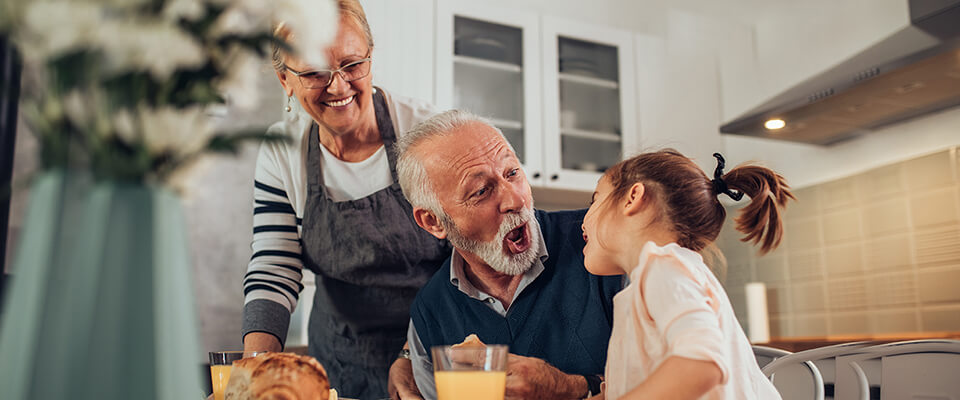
left=0, top=171, right=203, bottom=399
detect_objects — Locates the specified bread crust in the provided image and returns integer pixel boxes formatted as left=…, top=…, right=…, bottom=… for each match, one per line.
left=452, top=334, right=486, bottom=349
left=224, top=352, right=330, bottom=400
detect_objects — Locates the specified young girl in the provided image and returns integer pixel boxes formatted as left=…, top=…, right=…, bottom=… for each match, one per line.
left=581, top=150, right=793, bottom=400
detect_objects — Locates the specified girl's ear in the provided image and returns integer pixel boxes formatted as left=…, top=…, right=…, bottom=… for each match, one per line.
left=623, top=182, right=646, bottom=216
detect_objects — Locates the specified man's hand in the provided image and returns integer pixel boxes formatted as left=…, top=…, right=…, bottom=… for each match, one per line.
left=504, top=354, right=588, bottom=400
left=388, top=357, right=424, bottom=400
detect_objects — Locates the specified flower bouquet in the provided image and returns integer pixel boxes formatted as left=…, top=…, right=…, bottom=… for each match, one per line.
left=0, top=0, right=336, bottom=398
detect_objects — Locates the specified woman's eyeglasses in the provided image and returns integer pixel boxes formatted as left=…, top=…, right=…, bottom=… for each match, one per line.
left=284, top=58, right=372, bottom=89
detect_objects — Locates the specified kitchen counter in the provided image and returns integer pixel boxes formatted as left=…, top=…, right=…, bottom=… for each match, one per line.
left=760, top=332, right=960, bottom=352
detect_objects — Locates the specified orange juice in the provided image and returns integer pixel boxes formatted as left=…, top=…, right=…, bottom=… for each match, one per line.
left=210, top=364, right=232, bottom=400
left=435, top=370, right=507, bottom=400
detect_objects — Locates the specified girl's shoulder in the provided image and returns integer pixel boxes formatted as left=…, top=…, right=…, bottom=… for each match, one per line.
left=631, top=241, right=710, bottom=286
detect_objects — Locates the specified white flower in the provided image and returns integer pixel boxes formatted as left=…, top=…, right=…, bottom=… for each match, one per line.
left=210, top=6, right=264, bottom=37
left=114, top=105, right=215, bottom=157
left=16, top=1, right=207, bottom=79
left=63, top=90, right=93, bottom=129
left=16, top=2, right=105, bottom=62
left=218, top=47, right=264, bottom=110
left=162, top=0, right=207, bottom=22
left=140, top=106, right=215, bottom=156
left=274, top=0, right=338, bottom=67
left=214, top=0, right=337, bottom=67
left=95, top=19, right=206, bottom=79
left=97, top=0, right=152, bottom=8
left=112, top=108, right=139, bottom=145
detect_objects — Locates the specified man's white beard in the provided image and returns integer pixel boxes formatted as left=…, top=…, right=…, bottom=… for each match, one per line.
left=442, top=207, right=541, bottom=276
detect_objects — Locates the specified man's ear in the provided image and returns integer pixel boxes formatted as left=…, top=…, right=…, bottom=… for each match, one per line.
left=412, top=208, right=447, bottom=240
left=623, top=182, right=646, bottom=217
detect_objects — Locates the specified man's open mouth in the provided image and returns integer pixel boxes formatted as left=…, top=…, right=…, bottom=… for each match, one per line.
left=504, top=222, right=530, bottom=254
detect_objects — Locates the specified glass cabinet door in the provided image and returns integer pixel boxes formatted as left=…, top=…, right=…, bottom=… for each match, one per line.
left=558, top=37, right=622, bottom=173
left=542, top=17, right=637, bottom=191
left=436, top=3, right=543, bottom=183
left=454, top=17, right=525, bottom=160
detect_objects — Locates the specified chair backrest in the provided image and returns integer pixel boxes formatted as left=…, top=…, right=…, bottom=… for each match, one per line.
left=793, top=342, right=874, bottom=400
left=836, top=340, right=960, bottom=400
left=754, top=345, right=792, bottom=369
left=762, top=353, right=826, bottom=400
left=760, top=342, right=872, bottom=400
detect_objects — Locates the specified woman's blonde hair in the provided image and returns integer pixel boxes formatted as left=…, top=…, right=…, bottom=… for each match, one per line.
left=271, top=0, right=374, bottom=71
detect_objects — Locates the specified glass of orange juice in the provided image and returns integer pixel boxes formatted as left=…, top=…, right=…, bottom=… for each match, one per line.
left=209, top=351, right=265, bottom=400
left=432, top=344, right=509, bottom=400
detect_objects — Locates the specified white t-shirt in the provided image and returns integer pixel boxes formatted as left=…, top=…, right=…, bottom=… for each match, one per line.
left=318, top=143, right=391, bottom=202
left=243, top=89, right=438, bottom=316
left=604, top=241, right=781, bottom=400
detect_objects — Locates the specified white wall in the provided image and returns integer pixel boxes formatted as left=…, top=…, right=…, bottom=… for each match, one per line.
left=633, top=10, right=747, bottom=174
left=364, top=0, right=436, bottom=103
left=728, top=0, right=910, bottom=119
left=714, top=0, right=960, bottom=189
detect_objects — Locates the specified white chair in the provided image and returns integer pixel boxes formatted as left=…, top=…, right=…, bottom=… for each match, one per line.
left=776, top=342, right=873, bottom=400
left=835, top=340, right=960, bottom=400
left=762, top=342, right=872, bottom=400
left=754, top=345, right=792, bottom=369
left=761, top=350, right=826, bottom=400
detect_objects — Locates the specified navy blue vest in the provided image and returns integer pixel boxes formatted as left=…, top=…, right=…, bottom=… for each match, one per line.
left=410, top=209, right=622, bottom=376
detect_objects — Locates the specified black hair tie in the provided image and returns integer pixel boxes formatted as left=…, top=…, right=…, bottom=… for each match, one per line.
left=712, top=153, right=744, bottom=201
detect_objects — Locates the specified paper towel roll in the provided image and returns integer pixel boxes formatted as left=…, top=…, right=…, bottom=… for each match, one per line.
left=745, top=282, right=770, bottom=343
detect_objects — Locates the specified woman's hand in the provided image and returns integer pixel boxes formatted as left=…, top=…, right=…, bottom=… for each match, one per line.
left=242, top=332, right=282, bottom=353
left=504, top=354, right=588, bottom=400
left=388, top=357, right=423, bottom=400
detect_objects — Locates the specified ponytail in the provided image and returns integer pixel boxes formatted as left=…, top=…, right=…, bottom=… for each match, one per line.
left=714, top=155, right=794, bottom=254
left=604, top=150, right=793, bottom=257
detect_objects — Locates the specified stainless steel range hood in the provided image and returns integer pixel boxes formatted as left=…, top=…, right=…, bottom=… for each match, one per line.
left=720, top=0, right=960, bottom=145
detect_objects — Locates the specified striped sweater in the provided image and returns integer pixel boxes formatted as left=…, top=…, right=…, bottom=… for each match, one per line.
left=241, top=89, right=438, bottom=344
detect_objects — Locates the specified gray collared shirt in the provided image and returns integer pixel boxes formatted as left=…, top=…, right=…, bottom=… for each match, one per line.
left=407, top=225, right=548, bottom=400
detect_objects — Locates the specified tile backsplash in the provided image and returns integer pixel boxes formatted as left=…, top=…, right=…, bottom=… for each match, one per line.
left=718, top=146, right=960, bottom=338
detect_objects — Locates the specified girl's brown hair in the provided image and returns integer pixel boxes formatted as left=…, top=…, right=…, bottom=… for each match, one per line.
left=604, top=149, right=794, bottom=254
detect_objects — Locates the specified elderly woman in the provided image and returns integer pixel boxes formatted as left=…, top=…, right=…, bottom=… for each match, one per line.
left=240, top=1, right=450, bottom=398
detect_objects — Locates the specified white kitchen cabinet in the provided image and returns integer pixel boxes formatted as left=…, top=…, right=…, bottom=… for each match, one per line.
left=541, top=16, right=638, bottom=191
left=435, top=2, right=545, bottom=185
left=436, top=4, right=637, bottom=191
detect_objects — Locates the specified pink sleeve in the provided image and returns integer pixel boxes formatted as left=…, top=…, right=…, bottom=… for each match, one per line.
left=641, top=256, right=730, bottom=383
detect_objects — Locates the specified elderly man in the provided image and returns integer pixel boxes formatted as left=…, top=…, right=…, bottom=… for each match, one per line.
left=389, top=110, right=622, bottom=400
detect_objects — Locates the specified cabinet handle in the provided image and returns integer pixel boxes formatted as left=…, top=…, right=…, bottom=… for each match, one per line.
left=532, top=172, right=541, bottom=179
left=550, top=174, right=559, bottom=181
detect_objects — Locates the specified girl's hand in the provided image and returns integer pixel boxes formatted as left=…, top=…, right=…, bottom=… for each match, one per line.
left=586, top=392, right=605, bottom=400
left=619, top=356, right=722, bottom=400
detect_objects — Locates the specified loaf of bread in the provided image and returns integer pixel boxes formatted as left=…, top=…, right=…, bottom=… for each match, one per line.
left=453, top=334, right=486, bottom=348
left=224, top=352, right=330, bottom=400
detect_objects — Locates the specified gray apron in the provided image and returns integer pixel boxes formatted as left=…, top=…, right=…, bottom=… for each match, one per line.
left=301, top=90, right=451, bottom=399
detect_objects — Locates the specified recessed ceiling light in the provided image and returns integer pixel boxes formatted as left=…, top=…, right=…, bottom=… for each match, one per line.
left=764, top=119, right=786, bottom=130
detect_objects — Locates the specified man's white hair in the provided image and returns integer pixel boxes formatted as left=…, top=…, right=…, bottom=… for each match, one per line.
left=395, top=109, right=515, bottom=217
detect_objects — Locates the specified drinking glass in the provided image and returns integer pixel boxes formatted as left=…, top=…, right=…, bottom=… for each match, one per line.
left=431, top=345, right=509, bottom=400
left=209, top=351, right=265, bottom=400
